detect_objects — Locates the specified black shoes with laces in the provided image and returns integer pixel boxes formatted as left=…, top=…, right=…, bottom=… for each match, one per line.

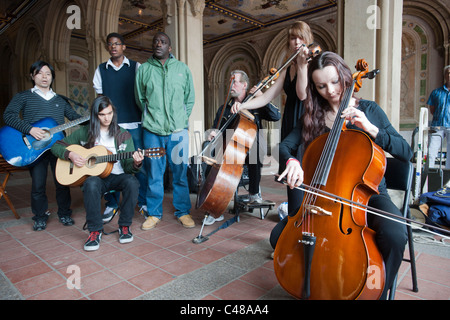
left=84, top=227, right=133, bottom=251
left=84, top=231, right=102, bottom=251
left=118, top=226, right=134, bottom=244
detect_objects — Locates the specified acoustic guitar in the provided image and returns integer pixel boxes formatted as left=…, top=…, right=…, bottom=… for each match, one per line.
left=55, top=144, right=165, bottom=187
left=0, top=116, right=90, bottom=167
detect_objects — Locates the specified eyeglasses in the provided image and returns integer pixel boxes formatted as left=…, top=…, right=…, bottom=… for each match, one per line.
left=107, top=42, right=123, bottom=47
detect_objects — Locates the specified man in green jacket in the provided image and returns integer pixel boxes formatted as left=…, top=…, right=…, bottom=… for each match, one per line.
left=135, top=31, right=195, bottom=230
left=52, top=96, right=144, bottom=251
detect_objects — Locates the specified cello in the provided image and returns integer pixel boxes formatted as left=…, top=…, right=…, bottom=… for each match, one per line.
left=273, top=58, right=386, bottom=300
left=196, top=43, right=321, bottom=219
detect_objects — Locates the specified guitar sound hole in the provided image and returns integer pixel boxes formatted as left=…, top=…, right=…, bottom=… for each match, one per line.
left=41, top=130, right=51, bottom=141
left=86, top=157, right=97, bottom=168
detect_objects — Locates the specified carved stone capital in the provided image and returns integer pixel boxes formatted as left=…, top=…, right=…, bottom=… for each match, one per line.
left=187, top=0, right=205, bottom=17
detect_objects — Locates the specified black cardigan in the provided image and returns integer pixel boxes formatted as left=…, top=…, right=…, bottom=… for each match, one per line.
left=279, top=99, right=413, bottom=194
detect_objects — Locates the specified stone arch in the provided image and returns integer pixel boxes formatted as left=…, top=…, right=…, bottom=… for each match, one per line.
left=0, top=40, right=16, bottom=124
left=307, top=21, right=337, bottom=53
left=401, top=19, right=431, bottom=126
left=404, top=0, right=449, bottom=64
left=42, top=0, right=79, bottom=94
left=206, top=42, right=261, bottom=128
left=401, top=0, right=450, bottom=128
left=15, top=19, right=43, bottom=91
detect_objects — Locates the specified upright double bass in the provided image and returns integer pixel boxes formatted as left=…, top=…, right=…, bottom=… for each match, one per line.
left=273, top=59, right=386, bottom=300
left=196, top=43, right=321, bottom=218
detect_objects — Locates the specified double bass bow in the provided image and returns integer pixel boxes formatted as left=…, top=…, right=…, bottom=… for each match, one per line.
left=274, top=58, right=386, bottom=300
left=196, top=43, right=322, bottom=219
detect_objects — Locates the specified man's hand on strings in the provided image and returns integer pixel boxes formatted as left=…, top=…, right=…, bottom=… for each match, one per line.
left=231, top=101, right=242, bottom=114
left=29, top=127, right=46, bottom=141
left=133, top=149, right=144, bottom=166
left=68, top=152, right=86, bottom=168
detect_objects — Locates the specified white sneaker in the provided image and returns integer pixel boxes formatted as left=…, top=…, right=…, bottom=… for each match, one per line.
left=203, top=215, right=224, bottom=226
left=139, top=205, right=148, bottom=217
left=249, top=193, right=262, bottom=204
left=102, top=206, right=118, bottom=223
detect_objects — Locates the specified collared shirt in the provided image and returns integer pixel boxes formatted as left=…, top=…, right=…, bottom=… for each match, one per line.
left=93, top=56, right=141, bottom=95
left=428, top=85, right=450, bottom=127
left=93, top=56, right=141, bottom=129
left=31, top=86, right=57, bottom=101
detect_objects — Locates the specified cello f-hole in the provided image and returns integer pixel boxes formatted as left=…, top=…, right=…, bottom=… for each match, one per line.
left=338, top=200, right=353, bottom=235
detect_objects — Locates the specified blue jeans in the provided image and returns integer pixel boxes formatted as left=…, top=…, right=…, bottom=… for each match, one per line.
left=143, top=129, right=191, bottom=219
left=105, top=125, right=148, bottom=208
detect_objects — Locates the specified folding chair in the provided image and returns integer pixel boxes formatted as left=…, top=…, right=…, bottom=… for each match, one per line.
left=0, top=154, right=28, bottom=219
left=385, top=157, right=418, bottom=299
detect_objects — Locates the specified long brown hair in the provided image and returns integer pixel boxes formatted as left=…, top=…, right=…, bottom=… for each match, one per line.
left=302, top=52, right=354, bottom=148
left=87, top=96, right=119, bottom=147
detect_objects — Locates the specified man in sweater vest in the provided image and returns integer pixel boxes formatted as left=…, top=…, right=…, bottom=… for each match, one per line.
left=3, top=61, right=81, bottom=231
left=93, top=33, right=146, bottom=221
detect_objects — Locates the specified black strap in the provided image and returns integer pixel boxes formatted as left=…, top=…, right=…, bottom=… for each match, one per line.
left=57, top=94, right=88, bottom=109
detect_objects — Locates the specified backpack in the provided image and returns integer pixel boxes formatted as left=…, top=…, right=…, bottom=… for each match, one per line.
left=419, top=188, right=450, bottom=232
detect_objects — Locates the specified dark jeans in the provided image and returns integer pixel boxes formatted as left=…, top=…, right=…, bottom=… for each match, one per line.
left=270, top=193, right=407, bottom=300
left=104, top=125, right=147, bottom=208
left=83, top=174, right=139, bottom=232
left=28, top=151, right=71, bottom=222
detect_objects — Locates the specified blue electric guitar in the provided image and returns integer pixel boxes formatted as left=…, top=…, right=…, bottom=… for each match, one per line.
left=0, top=115, right=90, bottom=167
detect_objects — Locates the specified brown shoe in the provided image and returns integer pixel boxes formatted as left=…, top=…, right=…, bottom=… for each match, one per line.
left=142, top=216, right=160, bottom=230
left=178, top=214, right=195, bottom=228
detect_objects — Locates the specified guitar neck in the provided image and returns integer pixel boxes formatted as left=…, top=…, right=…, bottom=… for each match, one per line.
left=49, top=115, right=90, bottom=135
left=96, top=151, right=135, bottom=164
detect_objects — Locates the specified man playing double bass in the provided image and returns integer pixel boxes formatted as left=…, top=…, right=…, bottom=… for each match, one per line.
left=204, top=70, right=281, bottom=225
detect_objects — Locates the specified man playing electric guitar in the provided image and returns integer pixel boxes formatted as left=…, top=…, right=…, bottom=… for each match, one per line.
left=51, top=96, right=144, bottom=251
left=3, top=61, right=82, bottom=231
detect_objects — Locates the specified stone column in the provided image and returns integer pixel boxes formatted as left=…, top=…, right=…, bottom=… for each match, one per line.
left=375, top=0, right=403, bottom=130
left=161, top=0, right=205, bottom=155
left=338, top=0, right=403, bottom=129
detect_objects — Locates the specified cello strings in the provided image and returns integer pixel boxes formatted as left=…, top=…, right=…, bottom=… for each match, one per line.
left=302, top=82, right=356, bottom=234
left=274, top=175, right=450, bottom=240
left=309, top=80, right=354, bottom=188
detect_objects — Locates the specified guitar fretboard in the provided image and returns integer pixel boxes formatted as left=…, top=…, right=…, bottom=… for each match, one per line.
left=96, top=151, right=136, bottom=164
left=93, top=148, right=163, bottom=164
left=49, top=115, right=90, bottom=135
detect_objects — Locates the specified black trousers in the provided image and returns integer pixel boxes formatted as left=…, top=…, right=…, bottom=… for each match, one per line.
left=83, top=173, right=139, bottom=232
left=270, top=192, right=407, bottom=300
left=246, top=161, right=262, bottom=195
left=28, top=151, right=72, bottom=221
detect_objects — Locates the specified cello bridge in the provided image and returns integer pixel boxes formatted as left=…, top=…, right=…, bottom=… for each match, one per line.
left=304, top=204, right=332, bottom=216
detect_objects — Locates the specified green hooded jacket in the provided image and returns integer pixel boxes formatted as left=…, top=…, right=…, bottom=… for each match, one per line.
left=135, top=55, right=195, bottom=136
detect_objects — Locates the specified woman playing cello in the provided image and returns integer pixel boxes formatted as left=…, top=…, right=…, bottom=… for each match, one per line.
left=270, top=51, right=412, bottom=299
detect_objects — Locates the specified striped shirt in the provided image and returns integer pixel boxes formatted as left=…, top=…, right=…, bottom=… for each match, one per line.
left=3, top=89, right=81, bottom=134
